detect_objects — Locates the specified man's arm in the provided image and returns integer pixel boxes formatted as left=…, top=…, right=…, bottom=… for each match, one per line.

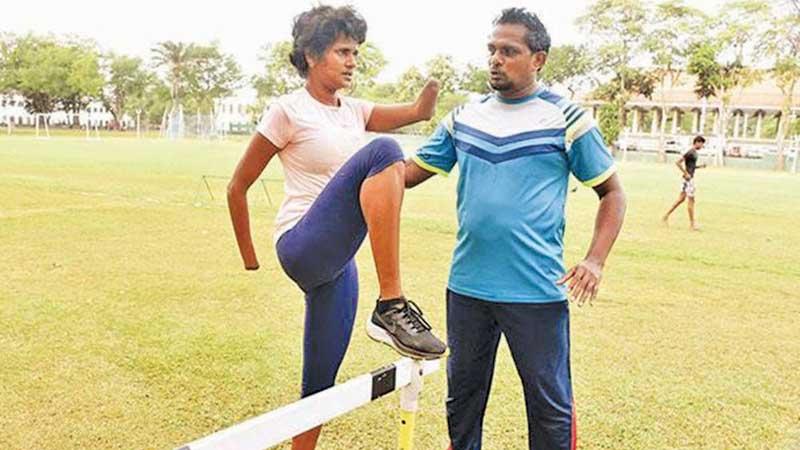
left=676, top=156, right=690, bottom=179
left=557, top=173, right=626, bottom=305
left=366, top=80, right=439, bottom=132
left=405, top=159, right=436, bottom=188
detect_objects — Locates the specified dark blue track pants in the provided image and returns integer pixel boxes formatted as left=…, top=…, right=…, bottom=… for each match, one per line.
left=446, top=289, right=576, bottom=450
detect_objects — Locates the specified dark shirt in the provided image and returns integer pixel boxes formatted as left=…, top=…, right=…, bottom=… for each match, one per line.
left=683, top=149, right=698, bottom=177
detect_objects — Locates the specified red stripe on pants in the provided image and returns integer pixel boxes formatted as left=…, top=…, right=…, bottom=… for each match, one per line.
left=571, top=400, right=578, bottom=450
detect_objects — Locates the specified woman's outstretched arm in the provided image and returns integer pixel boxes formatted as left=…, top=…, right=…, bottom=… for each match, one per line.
left=366, top=80, right=440, bottom=132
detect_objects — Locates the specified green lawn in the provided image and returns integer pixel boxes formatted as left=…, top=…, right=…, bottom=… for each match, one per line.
left=1, top=135, right=799, bottom=450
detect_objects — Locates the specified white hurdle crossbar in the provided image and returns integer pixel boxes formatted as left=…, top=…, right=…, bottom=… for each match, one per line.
left=177, top=357, right=439, bottom=450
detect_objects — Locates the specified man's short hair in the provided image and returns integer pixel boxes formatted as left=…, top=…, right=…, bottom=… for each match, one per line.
left=492, top=7, right=551, bottom=54
left=289, top=5, right=367, bottom=78
left=693, top=135, right=706, bottom=144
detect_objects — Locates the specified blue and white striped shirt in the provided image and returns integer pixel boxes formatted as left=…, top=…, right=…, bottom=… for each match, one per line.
left=413, top=87, right=615, bottom=303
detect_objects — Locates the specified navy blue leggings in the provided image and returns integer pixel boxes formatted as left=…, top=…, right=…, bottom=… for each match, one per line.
left=275, top=137, right=405, bottom=397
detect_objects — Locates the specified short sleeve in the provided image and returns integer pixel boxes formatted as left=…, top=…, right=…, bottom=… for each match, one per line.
left=256, top=103, right=294, bottom=149
left=358, top=99, right=375, bottom=128
left=565, top=108, right=616, bottom=187
left=413, top=122, right=457, bottom=176
left=344, top=97, right=374, bottom=129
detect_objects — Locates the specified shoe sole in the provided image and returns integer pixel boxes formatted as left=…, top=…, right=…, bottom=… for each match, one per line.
left=366, top=320, right=444, bottom=361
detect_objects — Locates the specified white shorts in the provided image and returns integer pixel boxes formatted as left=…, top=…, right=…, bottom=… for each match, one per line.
left=681, top=179, right=696, bottom=198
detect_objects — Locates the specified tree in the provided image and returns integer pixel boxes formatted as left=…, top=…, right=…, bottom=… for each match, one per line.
left=460, top=63, right=491, bottom=95
left=578, top=0, right=649, bottom=149
left=688, top=43, right=758, bottom=164
left=688, top=0, right=769, bottom=165
left=57, top=38, right=104, bottom=121
left=6, top=36, right=62, bottom=114
left=185, top=43, right=242, bottom=114
left=127, top=79, right=171, bottom=128
left=396, top=66, right=426, bottom=102
left=393, top=56, right=459, bottom=104
left=538, top=45, right=591, bottom=99
left=252, top=40, right=304, bottom=102
left=349, top=42, right=387, bottom=96
left=597, top=103, right=622, bottom=147
left=0, top=33, right=16, bottom=94
left=593, top=69, right=657, bottom=101
left=102, top=54, right=152, bottom=129
left=357, top=82, right=400, bottom=104
left=759, top=5, right=800, bottom=170
left=2, top=35, right=102, bottom=119
left=644, top=0, right=706, bottom=161
left=151, top=41, right=196, bottom=114
left=591, top=68, right=657, bottom=145
left=716, top=1, right=771, bottom=59
left=425, top=54, right=459, bottom=95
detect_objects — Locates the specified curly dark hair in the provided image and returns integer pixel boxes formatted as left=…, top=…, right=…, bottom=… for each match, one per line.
left=493, top=7, right=551, bottom=54
left=289, top=5, right=367, bottom=78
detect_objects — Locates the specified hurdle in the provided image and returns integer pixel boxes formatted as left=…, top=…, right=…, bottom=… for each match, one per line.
left=193, top=175, right=275, bottom=206
left=176, top=357, right=440, bottom=450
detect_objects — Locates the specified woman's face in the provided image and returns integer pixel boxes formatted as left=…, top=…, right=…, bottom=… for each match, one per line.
left=307, top=35, right=359, bottom=91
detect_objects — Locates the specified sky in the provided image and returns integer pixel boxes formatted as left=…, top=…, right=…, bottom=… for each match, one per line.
left=4, top=0, right=725, bottom=86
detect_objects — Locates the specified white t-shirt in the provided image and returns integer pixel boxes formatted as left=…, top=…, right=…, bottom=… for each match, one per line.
left=256, top=88, right=374, bottom=243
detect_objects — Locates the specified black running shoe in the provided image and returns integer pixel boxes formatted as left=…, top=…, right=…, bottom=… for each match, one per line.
left=366, top=298, right=446, bottom=360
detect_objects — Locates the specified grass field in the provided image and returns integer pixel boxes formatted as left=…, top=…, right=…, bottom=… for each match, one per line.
left=1, top=135, right=799, bottom=450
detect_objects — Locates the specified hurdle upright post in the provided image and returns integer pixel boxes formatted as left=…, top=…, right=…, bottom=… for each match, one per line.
left=397, top=359, right=424, bottom=450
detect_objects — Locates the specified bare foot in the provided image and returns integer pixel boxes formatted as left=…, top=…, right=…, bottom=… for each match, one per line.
left=691, top=224, right=701, bottom=231
left=415, top=79, right=440, bottom=121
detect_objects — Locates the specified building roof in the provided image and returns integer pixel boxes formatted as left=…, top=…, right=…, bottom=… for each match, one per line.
left=578, top=73, right=800, bottom=112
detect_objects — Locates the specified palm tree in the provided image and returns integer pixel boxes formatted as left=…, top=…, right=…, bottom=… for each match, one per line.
left=645, top=0, right=705, bottom=163
left=151, top=41, right=195, bottom=113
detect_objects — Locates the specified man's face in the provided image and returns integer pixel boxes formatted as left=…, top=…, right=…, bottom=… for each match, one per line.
left=487, top=24, right=544, bottom=93
left=308, top=35, right=359, bottom=90
left=693, top=141, right=705, bottom=150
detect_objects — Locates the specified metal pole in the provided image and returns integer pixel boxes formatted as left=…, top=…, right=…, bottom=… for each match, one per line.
left=397, top=360, right=424, bottom=450
left=203, top=176, right=215, bottom=201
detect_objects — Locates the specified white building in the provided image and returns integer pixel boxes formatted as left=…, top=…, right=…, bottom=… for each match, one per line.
left=214, top=92, right=257, bottom=134
left=578, top=74, right=800, bottom=158
left=1, top=94, right=133, bottom=128
left=2, top=90, right=257, bottom=134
